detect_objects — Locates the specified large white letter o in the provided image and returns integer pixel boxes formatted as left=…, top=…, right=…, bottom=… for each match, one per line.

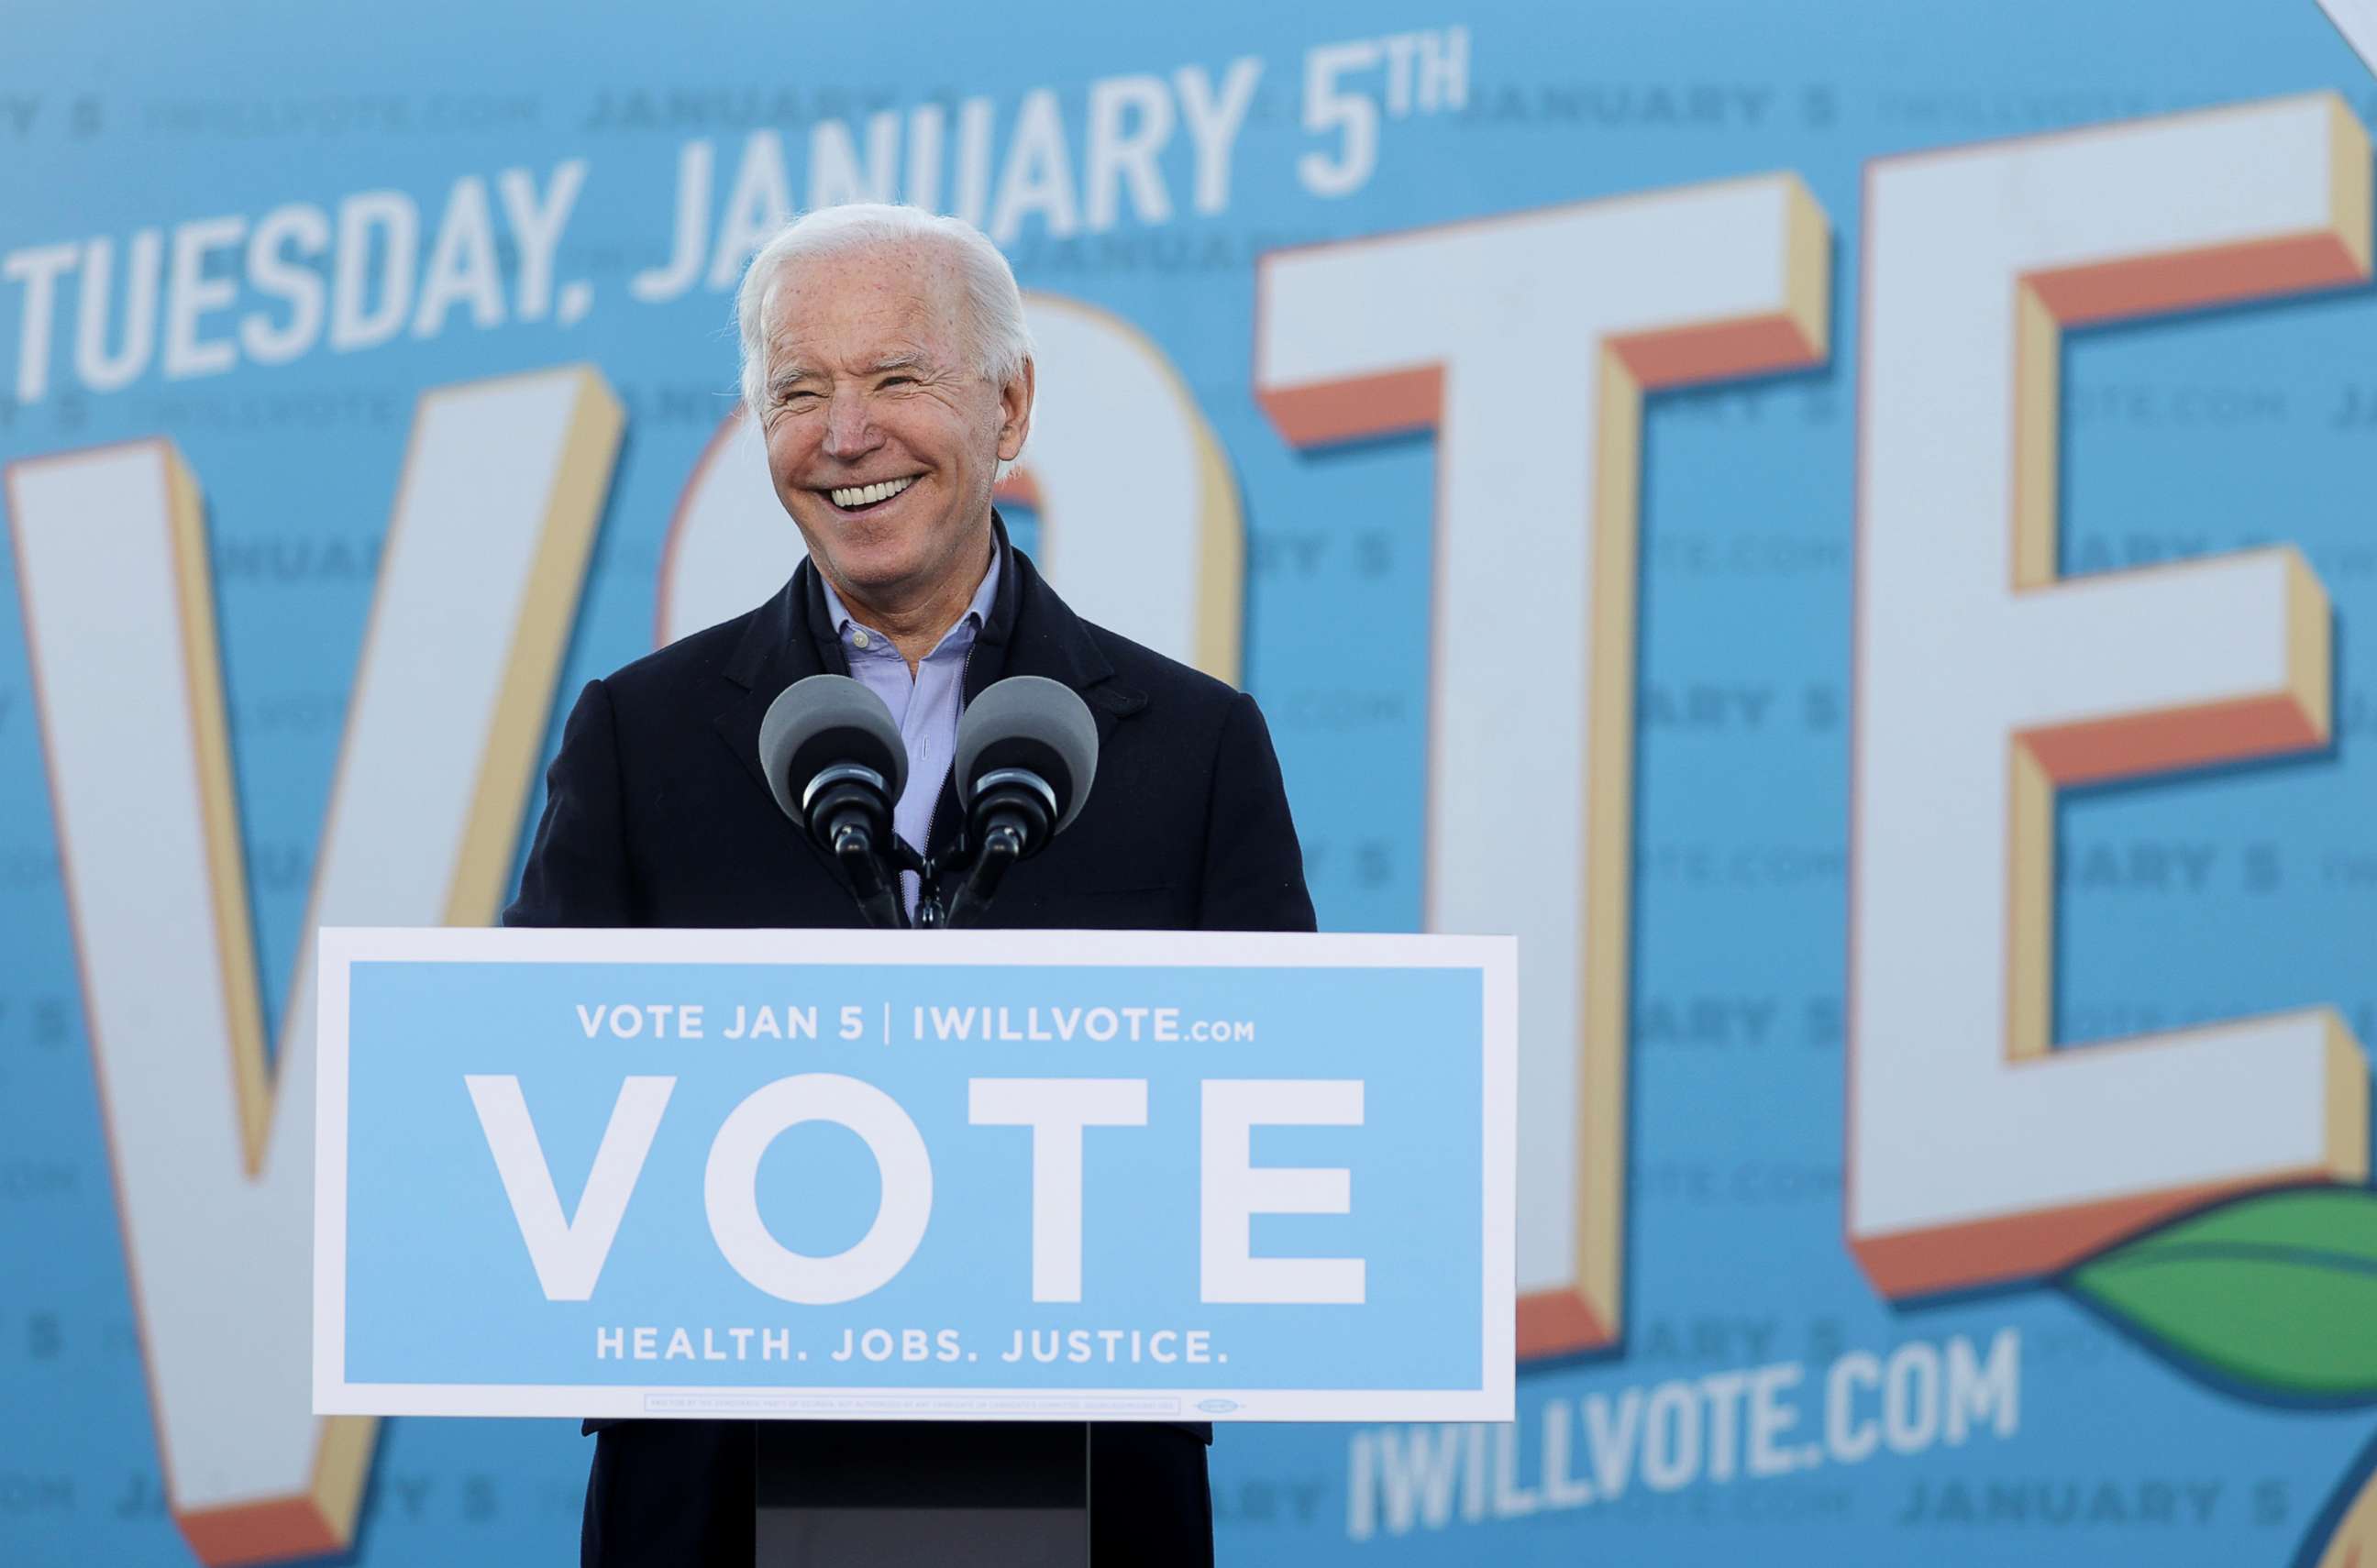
left=703, top=1073, right=933, bottom=1304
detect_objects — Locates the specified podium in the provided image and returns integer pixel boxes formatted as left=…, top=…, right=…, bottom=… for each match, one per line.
left=755, top=1421, right=1088, bottom=1565
left=313, top=927, right=1514, bottom=1564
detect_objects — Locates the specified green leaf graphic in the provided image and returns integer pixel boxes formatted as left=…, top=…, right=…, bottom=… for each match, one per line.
left=2063, top=1187, right=2377, bottom=1402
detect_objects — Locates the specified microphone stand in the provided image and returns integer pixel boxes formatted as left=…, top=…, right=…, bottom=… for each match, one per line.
left=835, top=828, right=986, bottom=932
left=764, top=810, right=1092, bottom=1565
left=825, top=820, right=989, bottom=932
left=941, top=824, right=1022, bottom=929
left=828, top=818, right=912, bottom=931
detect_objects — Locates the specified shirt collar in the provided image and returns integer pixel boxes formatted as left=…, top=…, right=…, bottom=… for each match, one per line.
left=817, top=532, right=1003, bottom=659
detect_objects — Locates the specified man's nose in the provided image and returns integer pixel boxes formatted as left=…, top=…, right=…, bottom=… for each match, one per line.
left=821, top=390, right=882, bottom=459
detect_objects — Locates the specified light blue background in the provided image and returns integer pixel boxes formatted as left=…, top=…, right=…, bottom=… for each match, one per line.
left=341, top=958, right=1486, bottom=1392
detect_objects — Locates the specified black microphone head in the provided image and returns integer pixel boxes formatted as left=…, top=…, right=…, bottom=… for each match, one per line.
left=757, top=674, right=907, bottom=828
left=955, top=675, right=1099, bottom=834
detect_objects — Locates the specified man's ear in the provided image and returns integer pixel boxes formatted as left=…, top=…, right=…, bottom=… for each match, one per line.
left=996, top=357, right=1036, bottom=461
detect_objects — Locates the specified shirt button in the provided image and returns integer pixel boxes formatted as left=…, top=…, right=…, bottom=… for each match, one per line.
left=851, top=630, right=871, bottom=649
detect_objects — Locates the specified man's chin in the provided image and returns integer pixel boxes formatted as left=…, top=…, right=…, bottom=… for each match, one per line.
left=808, top=541, right=936, bottom=604
left=810, top=517, right=990, bottom=586
left=790, top=513, right=909, bottom=572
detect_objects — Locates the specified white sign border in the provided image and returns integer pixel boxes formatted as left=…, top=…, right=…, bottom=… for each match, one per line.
left=315, top=925, right=1517, bottom=1424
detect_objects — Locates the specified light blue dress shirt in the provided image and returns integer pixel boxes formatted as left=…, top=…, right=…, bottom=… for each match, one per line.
left=815, top=542, right=1002, bottom=917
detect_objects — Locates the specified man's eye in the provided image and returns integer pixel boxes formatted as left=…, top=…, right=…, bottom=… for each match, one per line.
left=880, top=375, right=914, bottom=388
left=778, top=389, right=819, bottom=404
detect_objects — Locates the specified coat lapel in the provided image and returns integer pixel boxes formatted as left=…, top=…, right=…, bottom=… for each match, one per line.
left=923, top=527, right=1145, bottom=860
left=713, top=558, right=846, bottom=804
left=711, top=562, right=853, bottom=904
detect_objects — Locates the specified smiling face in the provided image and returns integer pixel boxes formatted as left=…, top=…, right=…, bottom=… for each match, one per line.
left=757, top=239, right=1032, bottom=624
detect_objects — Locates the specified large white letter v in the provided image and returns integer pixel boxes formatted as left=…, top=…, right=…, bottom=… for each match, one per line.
left=6, top=367, right=622, bottom=1562
left=466, top=1074, right=675, bottom=1301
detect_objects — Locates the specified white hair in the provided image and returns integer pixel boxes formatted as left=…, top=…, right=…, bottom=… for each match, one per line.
left=735, top=204, right=1034, bottom=418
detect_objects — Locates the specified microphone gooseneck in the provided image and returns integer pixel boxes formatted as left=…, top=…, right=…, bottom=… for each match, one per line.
left=757, top=674, right=911, bottom=929
left=945, top=676, right=1100, bottom=927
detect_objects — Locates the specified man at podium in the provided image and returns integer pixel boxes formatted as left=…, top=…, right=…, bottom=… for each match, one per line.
left=504, top=202, right=1315, bottom=1566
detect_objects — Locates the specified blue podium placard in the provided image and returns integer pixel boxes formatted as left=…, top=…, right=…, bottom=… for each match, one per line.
left=313, top=927, right=1514, bottom=1423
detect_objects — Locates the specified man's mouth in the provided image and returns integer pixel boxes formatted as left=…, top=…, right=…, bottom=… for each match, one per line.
left=822, top=475, right=920, bottom=514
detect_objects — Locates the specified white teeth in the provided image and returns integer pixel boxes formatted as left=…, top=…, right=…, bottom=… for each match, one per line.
left=829, top=475, right=917, bottom=509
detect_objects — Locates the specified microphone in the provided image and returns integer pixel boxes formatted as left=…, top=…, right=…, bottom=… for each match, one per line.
left=757, top=674, right=911, bottom=928
left=945, top=675, right=1099, bottom=926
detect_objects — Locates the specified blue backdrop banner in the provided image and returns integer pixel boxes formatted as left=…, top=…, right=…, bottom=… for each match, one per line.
left=6, top=1, right=2377, bottom=1563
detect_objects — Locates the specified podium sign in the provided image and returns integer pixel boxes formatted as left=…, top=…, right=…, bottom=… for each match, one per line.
left=314, top=927, right=1514, bottom=1424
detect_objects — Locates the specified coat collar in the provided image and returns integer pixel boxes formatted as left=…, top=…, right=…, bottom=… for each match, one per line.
left=714, top=512, right=1146, bottom=823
